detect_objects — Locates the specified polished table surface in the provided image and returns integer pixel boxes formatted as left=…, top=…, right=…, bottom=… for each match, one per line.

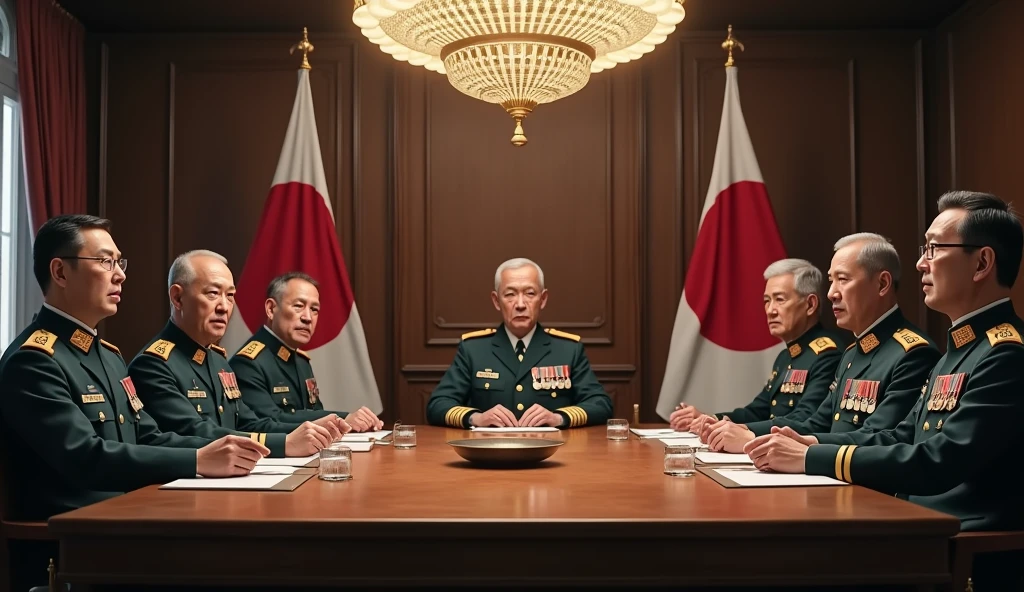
left=49, top=425, right=960, bottom=588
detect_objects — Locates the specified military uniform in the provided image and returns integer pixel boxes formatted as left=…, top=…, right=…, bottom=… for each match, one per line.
left=713, top=323, right=845, bottom=424
left=745, top=308, right=940, bottom=436
left=229, top=326, right=336, bottom=422
left=127, top=321, right=305, bottom=457
left=0, top=307, right=206, bottom=521
left=427, top=324, right=612, bottom=428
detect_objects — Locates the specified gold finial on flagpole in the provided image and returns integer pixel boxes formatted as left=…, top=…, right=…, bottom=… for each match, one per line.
left=290, top=27, right=315, bottom=70
left=722, top=25, right=744, bottom=68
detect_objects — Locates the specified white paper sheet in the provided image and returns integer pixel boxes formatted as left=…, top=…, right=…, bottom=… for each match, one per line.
left=695, top=452, right=754, bottom=465
left=332, top=441, right=374, bottom=452
left=354, top=430, right=392, bottom=439
left=249, top=466, right=300, bottom=475
left=469, top=427, right=559, bottom=432
left=161, top=473, right=294, bottom=490
left=629, top=428, right=686, bottom=438
left=256, top=453, right=318, bottom=467
left=711, top=467, right=849, bottom=487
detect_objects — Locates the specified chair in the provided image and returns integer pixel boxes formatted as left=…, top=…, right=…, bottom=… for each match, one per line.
left=949, top=531, right=1024, bottom=591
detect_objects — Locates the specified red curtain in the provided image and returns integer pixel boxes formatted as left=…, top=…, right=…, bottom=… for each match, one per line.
left=17, top=0, right=86, bottom=233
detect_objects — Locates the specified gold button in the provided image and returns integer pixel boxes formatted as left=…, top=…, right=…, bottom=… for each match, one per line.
left=517, top=403, right=524, bottom=411
left=118, top=414, right=124, bottom=424
left=769, top=413, right=775, bottom=419
left=771, top=399, right=777, bottom=406
left=484, top=382, right=490, bottom=389
left=98, top=411, right=106, bottom=422
left=218, top=405, right=225, bottom=414
left=282, top=398, right=288, bottom=405
left=291, top=409, right=296, bottom=413
left=847, top=363, right=851, bottom=369
left=516, top=385, right=523, bottom=392
left=834, top=413, right=840, bottom=421
left=197, top=404, right=203, bottom=413
left=551, top=392, right=557, bottom=398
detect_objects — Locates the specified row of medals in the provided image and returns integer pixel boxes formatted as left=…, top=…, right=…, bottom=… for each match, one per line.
left=532, top=366, right=571, bottom=391
left=840, top=379, right=878, bottom=413
left=926, top=374, right=963, bottom=411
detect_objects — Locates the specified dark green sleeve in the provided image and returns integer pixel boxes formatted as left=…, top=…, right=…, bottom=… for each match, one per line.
left=426, top=342, right=478, bottom=428
left=784, top=350, right=841, bottom=424
left=807, top=346, right=1024, bottom=494
left=715, top=388, right=770, bottom=424
left=561, top=344, right=612, bottom=428
left=856, top=346, right=939, bottom=433
left=129, top=354, right=244, bottom=442
left=0, top=350, right=196, bottom=491
left=233, top=357, right=334, bottom=422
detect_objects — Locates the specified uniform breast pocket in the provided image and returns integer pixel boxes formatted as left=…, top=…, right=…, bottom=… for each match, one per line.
left=472, top=378, right=504, bottom=393
left=76, top=397, right=118, bottom=437
left=273, top=390, right=297, bottom=413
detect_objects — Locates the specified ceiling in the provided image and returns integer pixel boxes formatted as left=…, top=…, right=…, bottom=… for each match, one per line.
left=60, top=0, right=970, bottom=34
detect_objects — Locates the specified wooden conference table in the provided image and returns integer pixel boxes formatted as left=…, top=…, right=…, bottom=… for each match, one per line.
left=49, top=426, right=959, bottom=589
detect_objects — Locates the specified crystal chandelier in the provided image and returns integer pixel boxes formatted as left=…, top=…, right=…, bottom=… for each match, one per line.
left=353, top=0, right=686, bottom=146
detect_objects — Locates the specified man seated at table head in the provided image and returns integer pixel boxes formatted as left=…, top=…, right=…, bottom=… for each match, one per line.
left=427, top=257, right=612, bottom=429
left=0, top=216, right=269, bottom=586
left=127, top=250, right=349, bottom=458
left=699, top=232, right=941, bottom=453
left=229, top=272, right=382, bottom=432
left=669, top=258, right=846, bottom=432
left=747, top=191, right=1024, bottom=590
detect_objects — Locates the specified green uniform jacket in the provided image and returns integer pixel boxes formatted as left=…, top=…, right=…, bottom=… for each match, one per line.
left=807, top=301, right=1024, bottom=531
left=426, top=324, right=613, bottom=428
left=0, top=307, right=204, bottom=520
left=229, top=325, right=335, bottom=422
left=127, top=321, right=304, bottom=457
left=745, top=309, right=940, bottom=436
left=714, top=323, right=846, bottom=424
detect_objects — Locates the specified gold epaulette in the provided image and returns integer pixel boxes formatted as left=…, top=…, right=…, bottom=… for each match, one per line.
left=144, top=340, right=175, bottom=361
left=987, top=323, right=1023, bottom=347
left=893, top=328, right=928, bottom=352
left=461, top=328, right=496, bottom=340
left=99, top=339, right=121, bottom=356
left=545, top=328, right=581, bottom=342
left=235, top=341, right=265, bottom=360
left=809, top=337, right=837, bottom=355
left=209, top=344, right=227, bottom=357
left=21, top=330, right=56, bottom=356
left=296, top=349, right=311, bottom=360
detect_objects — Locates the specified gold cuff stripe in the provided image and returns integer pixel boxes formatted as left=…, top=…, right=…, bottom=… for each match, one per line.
left=249, top=433, right=258, bottom=442
left=259, top=433, right=267, bottom=447
left=558, top=406, right=587, bottom=427
left=445, top=406, right=477, bottom=427
left=557, top=406, right=576, bottom=427
left=842, top=445, right=857, bottom=483
left=835, top=445, right=848, bottom=481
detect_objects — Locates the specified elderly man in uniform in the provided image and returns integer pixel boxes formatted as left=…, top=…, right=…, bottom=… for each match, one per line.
left=747, top=191, right=1024, bottom=591
left=669, top=258, right=845, bottom=440
left=229, top=272, right=382, bottom=431
left=427, top=258, right=612, bottom=429
left=128, top=250, right=349, bottom=458
left=698, top=233, right=940, bottom=453
left=0, top=216, right=267, bottom=589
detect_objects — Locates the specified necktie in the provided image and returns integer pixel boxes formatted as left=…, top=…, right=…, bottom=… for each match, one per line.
left=515, top=340, right=526, bottom=363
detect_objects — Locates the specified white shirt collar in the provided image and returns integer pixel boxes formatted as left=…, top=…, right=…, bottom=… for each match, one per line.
left=857, top=304, right=899, bottom=339
left=265, top=325, right=293, bottom=350
left=43, top=302, right=97, bottom=336
left=505, top=324, right=538, bottom=352
left=952, top=297, right=1011, bottom=328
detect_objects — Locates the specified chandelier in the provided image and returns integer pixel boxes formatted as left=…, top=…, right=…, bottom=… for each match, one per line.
left=352, top=0, right=686, bottom=146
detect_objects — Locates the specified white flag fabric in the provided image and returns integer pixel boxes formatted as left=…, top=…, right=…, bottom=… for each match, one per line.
left=656, top=66, right=787, bottom=420
left=223, top=68, right=383, bottom=414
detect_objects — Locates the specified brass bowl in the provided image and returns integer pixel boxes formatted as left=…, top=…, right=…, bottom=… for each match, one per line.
left=447, top=438, right=565, bottom=467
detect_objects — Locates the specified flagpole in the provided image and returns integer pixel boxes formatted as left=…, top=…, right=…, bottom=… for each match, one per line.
left=721, top=24, right=744, bottom=68
left=291, top=27, right=315, bottom=70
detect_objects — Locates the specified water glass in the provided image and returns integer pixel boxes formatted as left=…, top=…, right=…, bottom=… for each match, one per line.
left=318, top=443, right=352, bottom=481
left=664, top=444, right=695, bottom=477
left=394, top=424, right=417, bottom=449
left=606, top=418, right=629, bottom=441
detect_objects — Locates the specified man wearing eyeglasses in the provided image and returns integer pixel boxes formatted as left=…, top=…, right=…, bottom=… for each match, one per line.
left=128, top=250, right=350, bottom=457
left=699, top=232, right=940, bottom=453
left=747, top=191, right=1024, bottom=590
left=0, top=216, right=270, bottom=590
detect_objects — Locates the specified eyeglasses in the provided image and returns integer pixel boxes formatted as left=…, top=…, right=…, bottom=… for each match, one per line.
left=61, top=256, right=128, bottom=272
left=918, top=243, right=984, bottom=261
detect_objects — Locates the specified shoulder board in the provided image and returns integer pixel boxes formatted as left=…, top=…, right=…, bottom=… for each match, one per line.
left=808, top=337, right=837, bottom=355
left=235, top=340, right=266, bottom=360
left=21, top=330, right=57, bottom=356
left=545, top=328, right=581, bottom=342
left=461, top=328, right=496, bottom=340
left=296, top=349, right=311, bottom=360
left=144, top=339, right=176, bottom=361
left=987, top=323, right=1023, bottom=347
left=99, top=339, right=122, bottom=356
left=893, top=328, right=928, bottom=352
left=209, top=344, right=227, bottom=357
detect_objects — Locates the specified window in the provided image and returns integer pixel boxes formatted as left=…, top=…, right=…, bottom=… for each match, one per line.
left=0, top=0, right=19, bottom=354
